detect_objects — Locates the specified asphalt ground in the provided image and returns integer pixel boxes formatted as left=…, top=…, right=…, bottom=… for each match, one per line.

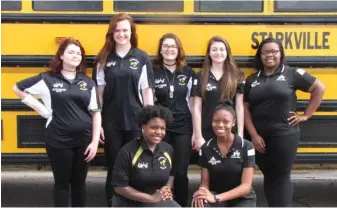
left=1, top=165, right=337, bottom=207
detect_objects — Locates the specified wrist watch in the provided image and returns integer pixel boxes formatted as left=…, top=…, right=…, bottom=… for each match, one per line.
left=214, top=194, right=220, bottom=203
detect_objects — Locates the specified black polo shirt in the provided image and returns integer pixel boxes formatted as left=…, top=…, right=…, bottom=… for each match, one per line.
left=198, top=135, right=256, bottom=199
left=16, top=72, right=101, bottom=148
left=111, top=137, right=175, bottom=195
left=153, top=65, right=194, bottom=133
left=191, top=71, right=244, bottom=139
left=244, top=64, right=316, bottom=137
left=92, top=48, right=154, bottom=131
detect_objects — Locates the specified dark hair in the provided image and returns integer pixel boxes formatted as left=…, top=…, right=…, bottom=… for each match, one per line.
left=213, top=99, right=236, bottom=119
left=97, top=13, right=138, bottom=67
left=49, top=38, right=86, bottom=73
left=138, top=105, right=173, bottom=127
left=254, top=38, right=285, bottom=71
left=153, top=33, right=186, bottom=72
left=201, top=36, right=242, bottom=102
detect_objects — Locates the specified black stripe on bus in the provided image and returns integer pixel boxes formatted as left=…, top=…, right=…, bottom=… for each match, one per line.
left=2, top=13, right=337, bottom=24
left=2, top=55, right=337, bottom=68
left=2, top=99, right=337, bottom=112
left=2, top=152, right=337, bottom=164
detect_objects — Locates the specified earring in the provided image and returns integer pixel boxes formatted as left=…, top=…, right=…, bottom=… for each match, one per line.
left=141, top=129, right=144, bottom=133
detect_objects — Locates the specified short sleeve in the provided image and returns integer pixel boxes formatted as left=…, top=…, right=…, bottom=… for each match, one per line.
left=166, top=145, right=176, bottom=176
left=236, top=71, right=245, bottom=94
left=186, top=67, right=195, bottom=98
left=139, top=56, right=155, bottom=90
left=16, top=73, right=49, bottom=97
left=292, top=68, right=316, bottom=92
left=197, top=145, right=208, bottom=168
left=92, top=62, right=106, bottom=86
left=243, top=75, right=254, bottom=103
left=88, top=81, right=102, bottom=112
left=191, top=72, right=202, bottom=97
left=111, top=149, right=132, bottom=188
left=243, top=141, right=255, bottom=168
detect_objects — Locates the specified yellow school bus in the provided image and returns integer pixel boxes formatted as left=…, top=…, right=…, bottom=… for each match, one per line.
left=2, top=0, right=337, bottom=164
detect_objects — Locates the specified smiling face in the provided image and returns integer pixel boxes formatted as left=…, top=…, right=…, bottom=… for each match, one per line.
left=209, top=41, right=227, bottom=64
left=160, top=38, right=178, bottom=62
left=142, top=118, right=166, bottom=145
left=60, top=44, right=82, bottom=69
left=260, top=42, right=281, bottom=69
left=212, top=109, right=235, bottom=137
left=113, top=19, right=131, bottom=46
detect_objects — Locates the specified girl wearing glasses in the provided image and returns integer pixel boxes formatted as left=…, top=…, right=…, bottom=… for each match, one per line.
left=152, top=33, right=195, bottom=207
left=244, top=38, right=325, bottom=206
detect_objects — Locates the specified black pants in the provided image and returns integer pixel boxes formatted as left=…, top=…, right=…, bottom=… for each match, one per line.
left=111, top=194, right=181, bottom=207
left=103, top=126, right=141, bottom=206
left=204, top=198, right=256, bottom=207
left=46, top=144, right=89, bottom=207
left=164, top=131, right=191, bottom=207
left=256, top=133, right=300, bottom=207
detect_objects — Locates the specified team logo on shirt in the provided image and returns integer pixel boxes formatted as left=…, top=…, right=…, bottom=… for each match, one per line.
left=276, top=75, right=286, bottom=81
left=251, top=80, right=260, bottom=88
left=208, top=157, right=221, bottom=165
left=177, top=75, right=187, bottom=86
left=158, top=156, right=168, bottom=169
left=155, top=78, right=167, bottom=89
left=129, top=58, right=139, bottom=70
left=52, top=82, right=66, bottom=93
left=206, top=83, right=216, bottom=91
left=78, top=81, right=88, bottom=91
left=230, top=150, right=241, bottom=159
left=106, top=61, right=116, bottom=67
left=137, top=162, right=148, bottom=169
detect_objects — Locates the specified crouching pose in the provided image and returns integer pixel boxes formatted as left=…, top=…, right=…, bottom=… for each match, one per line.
left=111, top=105, right=181, bottom=207
left=192, top=100, right=256, bottom=207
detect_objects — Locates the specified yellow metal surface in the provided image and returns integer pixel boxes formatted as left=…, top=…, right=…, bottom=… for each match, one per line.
left=2, top=24, right=337, bottom=57
left=2, top=0, right=337, bottom=157
left=2, top=67, right=336, bottom=100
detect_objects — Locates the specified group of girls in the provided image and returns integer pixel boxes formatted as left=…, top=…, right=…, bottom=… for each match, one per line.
left=14, top=12, right=325, bottom=207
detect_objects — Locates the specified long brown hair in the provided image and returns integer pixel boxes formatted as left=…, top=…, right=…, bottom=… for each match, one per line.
left=96, top=13, right=138, bottom=67
left=153, top=33, right=186, bottom=72
left=201, top=36, right=242, bottom=101
left=49, top=37, right=86, bottom=73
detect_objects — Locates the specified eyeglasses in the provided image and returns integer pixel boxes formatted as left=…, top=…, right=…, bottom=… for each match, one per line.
left=261, top=50, right=280, bottom=56
left=162, top=44, right=178, bottom=50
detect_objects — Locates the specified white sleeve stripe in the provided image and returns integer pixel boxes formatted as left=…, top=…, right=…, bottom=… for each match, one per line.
left=139, top=64, right=149, bottom=90
left=96, top=63, right=106, bottom=86
left=89, top=87, right=99, bottom=110
left=186, top=77, right=192, bottom=111
left=24, top=80, right=53, bottom=128
left=248, top=149, right=255, bottom=156
left=296, top=68, right=306, bottom=76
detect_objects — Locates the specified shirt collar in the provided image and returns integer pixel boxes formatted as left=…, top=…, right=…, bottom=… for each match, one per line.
left=260, top=64, right=284, bottom=77
left=112, top=47, right=136, bottom=59
left=54, top=71, right=85, bottom=82
left=207, top=134, right=244, bottom=154
left=137, top=136, right=162, bottom=153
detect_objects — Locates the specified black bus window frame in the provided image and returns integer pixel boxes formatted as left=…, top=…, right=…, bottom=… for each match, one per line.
left=194, top=0, right=263, bottom=12
left=1, top=0, right=21, bottom=11
left=113, top=1, right=184, bottom=12
left=32, top=0, right=103, bottom=11
left=274, top=0, right=337, bottom=12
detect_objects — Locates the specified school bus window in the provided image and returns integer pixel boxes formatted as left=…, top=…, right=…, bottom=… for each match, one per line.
left=32, top=0, right=103, bottom=11
left=1, top=0, right=21, bottom=11
left=274, top=0, right=337, bottom=12
left=113, top=1, right=183, bottom=12
left=194, top=0, right=263, bottom=12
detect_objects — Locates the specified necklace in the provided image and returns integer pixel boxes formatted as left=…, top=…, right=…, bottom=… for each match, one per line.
left=163, top=62, right=176, bottom=66
left=163, top=68, right=175, bottom=99
left=63, top=68, right=76, bottom=72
